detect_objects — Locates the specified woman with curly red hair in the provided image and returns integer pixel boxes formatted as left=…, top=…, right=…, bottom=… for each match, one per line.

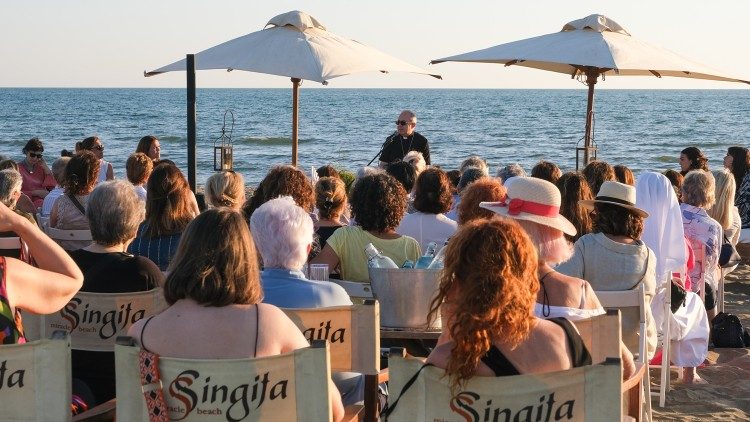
left=425, top=218, right=591, bottom=388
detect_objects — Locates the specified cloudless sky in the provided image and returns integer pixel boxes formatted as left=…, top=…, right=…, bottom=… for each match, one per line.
left=2, top=0, right=749, bottom=89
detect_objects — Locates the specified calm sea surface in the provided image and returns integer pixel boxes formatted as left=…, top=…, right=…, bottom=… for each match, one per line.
left=0, top=88, right=748, bottom=186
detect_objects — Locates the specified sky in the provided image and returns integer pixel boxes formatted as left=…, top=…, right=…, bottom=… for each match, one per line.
left=2, top=0, right=749, bottom=89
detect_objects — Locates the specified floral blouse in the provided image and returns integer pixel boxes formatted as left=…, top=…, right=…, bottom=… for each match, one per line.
left=680, top=203, right=721, bottom=293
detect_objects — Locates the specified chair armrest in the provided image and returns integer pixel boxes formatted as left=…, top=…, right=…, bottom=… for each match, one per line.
left=621, top=362, right=646, bottom=392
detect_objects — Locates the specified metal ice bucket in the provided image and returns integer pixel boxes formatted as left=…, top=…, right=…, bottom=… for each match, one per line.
left=368, top=267, right=442, bottom=329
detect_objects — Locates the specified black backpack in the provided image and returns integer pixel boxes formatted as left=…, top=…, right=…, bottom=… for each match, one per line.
left=711, top=312, right=748, bottom=348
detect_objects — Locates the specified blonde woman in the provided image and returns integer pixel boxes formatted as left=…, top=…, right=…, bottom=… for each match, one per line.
left=708, top=169, right=740, bottom=246
left=205, top=171, right=245, bottom=211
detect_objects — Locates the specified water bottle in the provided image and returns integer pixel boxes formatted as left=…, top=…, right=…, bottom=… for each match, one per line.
left=427, top=240, right=449, bottom=269
left=365, top=243, right=399, bottom=268
left=414, top=242, right=437, bottom=269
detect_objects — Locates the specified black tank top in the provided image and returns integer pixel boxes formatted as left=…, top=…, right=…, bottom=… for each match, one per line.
left=480, top=317, right=592, bottom=376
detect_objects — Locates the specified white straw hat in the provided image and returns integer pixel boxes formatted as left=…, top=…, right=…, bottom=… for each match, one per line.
left=479, top=177, right=577, bottom=236
left=579, top=181, right=649, bottom=218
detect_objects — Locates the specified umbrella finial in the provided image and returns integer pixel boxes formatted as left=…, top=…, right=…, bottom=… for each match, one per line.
left=562, top=14, right=630, bottom=36
left=266, top=10, right=326, bottom=32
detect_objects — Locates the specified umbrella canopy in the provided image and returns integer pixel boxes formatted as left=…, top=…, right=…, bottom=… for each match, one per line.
left=147, top=10, right=441, bottom=166
left=432, top=14, right=750, bottom=166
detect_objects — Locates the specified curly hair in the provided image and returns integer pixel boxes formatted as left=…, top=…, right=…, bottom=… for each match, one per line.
left=143, top=163, right=195, bottom=238
left=556, top=172, right=593, bottom=242
left=63, top=151, right=100, bottom=196
left=613, top=165, right=635, bottom=186
left=457, top=178, right=506, bottom=225
left=350, top=173, right=407, bottom=232
left=126, top=153, right=153, bottom=185
left=243, top=165, right=314, bottom=217
left=582, top=161, right=615, bottom=196
left=427, top=218, right=539, bottom=390
left=592, top=202, right=644, bottom=239
left=680, top=146, right=709, bottom=176
left=531, top=160, right=562, bottom=185
left=315, top=177, right=347, bottom=220
left=22, top=137, right=44, bottom=154
left=681, top=169, right=715, bottom=209
left=413, top=168, right=453, bottom=214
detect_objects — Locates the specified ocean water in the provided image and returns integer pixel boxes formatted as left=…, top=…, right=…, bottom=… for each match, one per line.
left=0, top=88, right=748, bottom=187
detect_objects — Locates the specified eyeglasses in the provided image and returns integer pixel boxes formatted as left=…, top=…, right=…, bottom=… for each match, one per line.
left=29, top=152, right=43, bottom=158
left=395, top=120, right=411, bottom=126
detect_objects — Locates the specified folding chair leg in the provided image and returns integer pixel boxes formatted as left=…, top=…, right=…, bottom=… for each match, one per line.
left=364, top=374, right=379, bottom=422
left=642, top=365, right=652, bottom=421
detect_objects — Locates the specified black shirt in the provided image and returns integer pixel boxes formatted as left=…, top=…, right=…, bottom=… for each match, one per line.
left=68, top=250, right=164, bottom=405
left=379, top=131, right=431, bottom=165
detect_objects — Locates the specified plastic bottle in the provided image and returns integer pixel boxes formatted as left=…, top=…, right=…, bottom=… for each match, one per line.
left=365, top=243, right=399, bottom=268
left=414, top=242, right=437, bottom=269
left=426, top=240, right=449, bottom=269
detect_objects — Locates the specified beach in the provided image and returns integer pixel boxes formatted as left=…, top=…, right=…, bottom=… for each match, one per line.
left=652, top=263, right=750, bottom=421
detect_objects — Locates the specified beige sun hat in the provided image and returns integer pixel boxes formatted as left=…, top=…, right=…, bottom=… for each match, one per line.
left=579, top=180, right=649, bottom=218
left=479, top=177, right=577, bottom=236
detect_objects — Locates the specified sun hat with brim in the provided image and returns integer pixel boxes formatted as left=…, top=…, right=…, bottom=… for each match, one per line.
left=479, top=177, right=577, bottom=237
left=579, top=181, right=649, bottom=218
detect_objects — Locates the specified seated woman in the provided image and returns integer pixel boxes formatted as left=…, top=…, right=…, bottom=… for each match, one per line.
left=581, top=160, right=615, bottom=197
left=679, top=146, right=709, bottom=177
left=680, top=170, right=721, bottom=321
left=128, top=164, right=197, bottom=271
left=17, top=137, right=56, bottom=209
left=557, top=181, right=657, bottom=359
left=205, top=170, right=245, bottom=211
left=312, top=174, right=420, bottom=282
left=128, top=208, right=344, bottom=421
left=314, top=177, right=348, bottom=249
left=243, top=165, right=315, bottom=219
left=79, top=136, right=114, bottom=182
left=125, top=153, right=153, bottom=201
left=636, top=172, right=710, bottom=384
left=397, top=167, right=457, bottom=250
left=0, top=160, right=36, bottom=216
left=556, top=172, right=594, bottom=243
left=426, top=218, right=593, bottom=382
left=50, top=151, right=100, bottom=250
left=480, top=177, right=604, bottom=320
left=708, top=169, right=740, bottom=255
left=455, top=178, right=506, bottom=225
left=135, top=135, right=161, bottom=161
left=0, top=199, right=83, bottom=345
left=251, top=196, right=350, bottom=308
left=69, top=180, right=165, bottom=404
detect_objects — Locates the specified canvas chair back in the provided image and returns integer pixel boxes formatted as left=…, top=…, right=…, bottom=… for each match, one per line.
left=572, top=309, right=622, bottom=364
left=330, top=279, right=375, bottom=300
left=0, top=331, right=71, bottom=421
left=22, top=288, right=167, bottom=351
left=115, top=338, right=332, bottom=421
left=386, top=351, right=622, bottom=421
left=0, top=235, right=29, bottom=261
left=282, top=300, right=379, bottom=374
left=45, top=227, right=93, bottom=242
left=595, top=284, right=647, bottom=362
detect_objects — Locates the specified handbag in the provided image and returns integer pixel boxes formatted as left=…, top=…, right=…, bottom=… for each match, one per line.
left=719, top=234, right=741, bottom=268
left=138, top=349, right=170, bottom=422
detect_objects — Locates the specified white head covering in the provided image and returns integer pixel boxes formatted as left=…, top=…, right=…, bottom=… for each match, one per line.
left=635, top=172, right=687, bottom=284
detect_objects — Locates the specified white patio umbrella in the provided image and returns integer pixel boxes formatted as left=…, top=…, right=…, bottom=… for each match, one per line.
left=146, top=10, right=441, bottom=166
left=431, top=14, right=750, bottom=166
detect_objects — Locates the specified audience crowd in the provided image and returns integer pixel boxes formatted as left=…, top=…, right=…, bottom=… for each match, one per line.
left=2, top=135, right=747, bottom=418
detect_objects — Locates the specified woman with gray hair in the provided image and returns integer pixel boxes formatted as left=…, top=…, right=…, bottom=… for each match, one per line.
left=68, top=180, right=164, bottom=404
left=681, top=170, right=722, bottom=324
left=250, top=196, right=350, bottom=308
left=0, top=169, right=35, bottom=225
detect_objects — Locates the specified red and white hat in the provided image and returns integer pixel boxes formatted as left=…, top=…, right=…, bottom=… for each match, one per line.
left=479, top=177, right=577, bottom=236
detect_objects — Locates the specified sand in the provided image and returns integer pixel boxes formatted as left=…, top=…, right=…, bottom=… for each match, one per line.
left=651, top=263, right=750, bottom=421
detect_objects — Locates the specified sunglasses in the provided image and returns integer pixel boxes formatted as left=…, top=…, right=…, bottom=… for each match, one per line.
left=395, top=120, right=411, bottom=126
left=94, top=145, right=104, bottom=151
left=29, top=152, right=43, bottom=158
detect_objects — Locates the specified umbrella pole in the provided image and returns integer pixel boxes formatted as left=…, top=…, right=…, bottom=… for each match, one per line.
left=187, top=54, right=197, bottom=192
left=291, top=78, right=301, bottom=167
left=583, top=69, right=598, bottom=166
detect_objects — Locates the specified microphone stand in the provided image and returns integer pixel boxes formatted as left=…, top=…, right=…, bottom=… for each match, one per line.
left=367, top=133, right=398, bottom=166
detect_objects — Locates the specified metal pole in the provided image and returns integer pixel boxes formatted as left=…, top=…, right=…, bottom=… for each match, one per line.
left=187, top=54, right=197, bottom=192
left=583, top=69, right=598, bottom=166
left=291, top=77, right=301, bottom=167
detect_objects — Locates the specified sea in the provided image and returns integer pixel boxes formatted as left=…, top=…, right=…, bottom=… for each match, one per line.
left=0, top=88, right=748, bottom=187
